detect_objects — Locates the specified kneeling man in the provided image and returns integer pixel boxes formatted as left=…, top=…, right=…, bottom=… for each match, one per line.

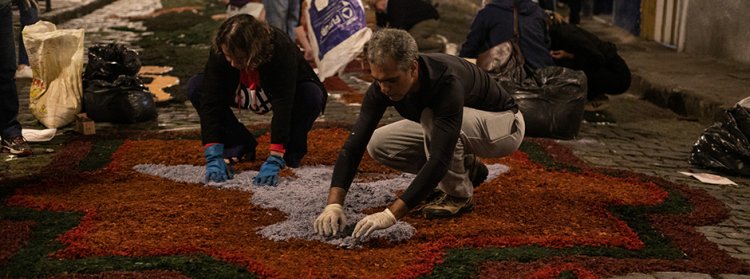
left=314, top=29, right=525, bottom=238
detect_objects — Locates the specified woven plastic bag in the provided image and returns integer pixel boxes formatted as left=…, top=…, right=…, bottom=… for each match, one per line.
left=23, top=21, right=85, bottom=128
left=305, top=0, right=371, bottom=80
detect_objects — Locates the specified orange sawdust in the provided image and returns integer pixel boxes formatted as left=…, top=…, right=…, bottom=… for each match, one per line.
left=7, top=128, right=669, bottom=278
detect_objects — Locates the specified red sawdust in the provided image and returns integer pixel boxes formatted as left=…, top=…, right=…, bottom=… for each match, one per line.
left=336, top=92, right=366, bottom=105
left=45, top=270, right=190, bottom=278
left=46, top=139, right=94, bottom=174
left=323, top=76, right=355, bottom=93
left=480, top=259, right=600, bottom=279
left=342, top=58, right=370, bottom=73
left=527, top=263, right=599, bottom=279
left=0, top=220, right=35, bottom=264
left=323, top=74, right=366, bottom=105
left=5, top=128, right=724, bottom=278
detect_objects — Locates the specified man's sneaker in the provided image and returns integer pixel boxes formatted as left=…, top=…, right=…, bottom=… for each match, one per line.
left=1, top=136, right=32, bottom=156
left=412, top=188, right=447, bottom=213
left=421, top=195, right=475, bottom=219
left=464, top=154, right=488, bottom=188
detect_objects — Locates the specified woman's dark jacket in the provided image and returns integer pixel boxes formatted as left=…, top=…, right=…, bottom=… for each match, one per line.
left=197, top=26, right=326, bottom=146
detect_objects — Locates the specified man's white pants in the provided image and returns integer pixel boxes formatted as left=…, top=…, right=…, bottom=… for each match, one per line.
left=367, top=108, right=525, bottom=200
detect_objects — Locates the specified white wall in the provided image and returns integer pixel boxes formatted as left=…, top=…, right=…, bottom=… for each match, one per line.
left=683, top=0, right=750, bottom=65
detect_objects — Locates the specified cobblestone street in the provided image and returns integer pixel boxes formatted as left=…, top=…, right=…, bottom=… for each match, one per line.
left=3, top=0, right=750, bottom=277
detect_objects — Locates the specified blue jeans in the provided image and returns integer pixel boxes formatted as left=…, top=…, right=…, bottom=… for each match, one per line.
left=16, top=0, right=39, bottom=65
left=0, top=3, right=22, bottom=139
left=262, top=0, right=299, bottom=40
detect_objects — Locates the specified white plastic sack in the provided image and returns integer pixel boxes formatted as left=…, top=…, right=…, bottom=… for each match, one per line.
left=23, top=21, right=85, bottom=128
left=305, top=0, right=371, bottom=81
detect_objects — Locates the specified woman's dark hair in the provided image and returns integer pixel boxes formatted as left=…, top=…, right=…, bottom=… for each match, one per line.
left=213, top=14, right=274, bottom=69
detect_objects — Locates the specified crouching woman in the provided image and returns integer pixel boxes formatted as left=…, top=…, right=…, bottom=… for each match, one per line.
left=188, top=14, right=327, bottom=185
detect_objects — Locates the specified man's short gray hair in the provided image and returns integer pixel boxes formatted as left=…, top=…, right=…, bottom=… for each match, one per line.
left=366, top=29, right=419, bottom=71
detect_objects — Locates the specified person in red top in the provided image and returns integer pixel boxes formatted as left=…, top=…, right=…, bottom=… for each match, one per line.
left=187, top=14, right=327, bottom=185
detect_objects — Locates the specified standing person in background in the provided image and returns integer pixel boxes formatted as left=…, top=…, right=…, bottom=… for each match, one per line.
left=561, top=0, right=581, bottom=24
left=294, top=0, right=314, bottom=61
left=536, top=0, right=555, bottom=11
left=262, top=0, right=299, bottom=40
left=460, top=0, right=553, bottom=70
left=369, top=0, right=446, bottom=53
left=225, top=0, right=265, bottom=20
left=13, top=0, right=39, bottom=79
left=1, top=0, right=32, bottom=156
left=188, top=15, right=326, bottom=184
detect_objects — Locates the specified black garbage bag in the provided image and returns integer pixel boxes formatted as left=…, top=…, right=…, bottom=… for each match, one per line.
left=690, top=104, right=750, bottom=176
left=83, top=75, right=157, bottom=123
left=84, top=43, right=142, bottom=82
left=501, top=66, right=587, bottom=140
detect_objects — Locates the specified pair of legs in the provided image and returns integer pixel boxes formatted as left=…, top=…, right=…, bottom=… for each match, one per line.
left=565, top=0, right=581, bottom=24
left=1, top=3, right=22, bottom=140
left=15, top=0, right=38, bottom=67
left=367, top=107, right=525, bottom=201
left=187, top=74, right=325, bottom=167
left=408, top=19, right=446, bottom=53
left=1, top=3, right=31, bottom=155
left=262, top=0, right=299, bottom=40
left=226, top=2, right=264, bottom=20
left=584, top=55, right=631, bottom=100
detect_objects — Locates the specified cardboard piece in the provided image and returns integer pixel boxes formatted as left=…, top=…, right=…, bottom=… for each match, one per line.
left=75, top=113, right=96, bottom=135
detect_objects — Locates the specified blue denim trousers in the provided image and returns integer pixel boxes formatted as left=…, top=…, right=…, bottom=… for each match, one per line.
left=17, top=0, right=39, bottom=65
left=262, top=0, right=299, bottom=40
left=0, top=3, right=22, bottom=139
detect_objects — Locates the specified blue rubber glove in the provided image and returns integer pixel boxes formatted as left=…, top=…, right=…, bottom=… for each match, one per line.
left=204, top=144, right=233, bottom=183
left=253, top=155, right=285, bottom=186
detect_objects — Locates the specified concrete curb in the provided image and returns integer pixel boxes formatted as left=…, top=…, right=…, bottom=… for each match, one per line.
left=630, top=73, right=727, bottom=123
left=580, top=19, right=750, bottom=125
left=40, top=0, right=117, bottom=24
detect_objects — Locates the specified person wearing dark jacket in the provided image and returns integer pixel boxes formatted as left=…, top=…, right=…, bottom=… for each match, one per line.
left=459, top=0, right=553, bottom=70
left=188, top=14, right=327, bottom=185
left=548, top=21, right=631, bottom=111
left=1, top=0, right=32, bottom=156
left=370, top=0, right=445, bottom=53
left=313, top=29, right=525, bottom=239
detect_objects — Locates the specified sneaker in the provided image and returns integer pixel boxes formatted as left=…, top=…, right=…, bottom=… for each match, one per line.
left=412, top=188, right=447, bottom=212
left=15, top=65, right=32, bottom=79
left=1, top=135, right=32, bottom=156
left=464, top=154, right=488, bottom=188
left=584, top=95, right=610, bottom=112
left=421, top=194, right=475, bottom=219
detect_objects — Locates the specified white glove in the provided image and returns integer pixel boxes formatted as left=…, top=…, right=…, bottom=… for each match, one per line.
left=314, top=204, right=347, bottom=236
left=352, top=208, right=397, bottom=239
